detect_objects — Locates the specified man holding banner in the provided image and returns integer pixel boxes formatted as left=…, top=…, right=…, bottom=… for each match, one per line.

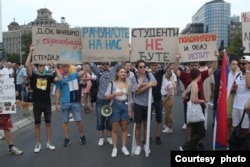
left=25, top=44, right=62, bottom=153
left=131, top=60, right=157, bottom=155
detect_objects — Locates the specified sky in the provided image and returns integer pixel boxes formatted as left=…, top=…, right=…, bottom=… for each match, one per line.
left=1, top=0, right=250, bottom=32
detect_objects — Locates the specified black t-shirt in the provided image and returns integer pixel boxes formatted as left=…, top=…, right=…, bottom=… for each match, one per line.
left=30, top=72, right=55, bottom=104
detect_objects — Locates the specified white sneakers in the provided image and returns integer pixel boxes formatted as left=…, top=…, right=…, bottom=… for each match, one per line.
left=34, top=143, right=42, bottom=153
left=46, top=142, right=56, bottom=150
left=111, top=147, right=130, bottom=157
left=121, top=146, right=130, bottom=156
left=34, top=142, right=56, bottom=153
left=111, top=148, right=118, bottom=157
left=182, top=123, right=187, bottom=129
left=107, top=137, right=113, bottom=145
left=134, top=146, right=141, bottom=155
left=98, top=137, right=113, bottom=146
left=9, top=146, right=23, bottom=155
left=98, top=138, right=105, bottom=146
left=162, top=126, right=173, bottom=133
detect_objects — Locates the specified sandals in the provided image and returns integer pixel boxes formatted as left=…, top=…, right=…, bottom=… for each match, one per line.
left=84, top=107, right=91, bottom=113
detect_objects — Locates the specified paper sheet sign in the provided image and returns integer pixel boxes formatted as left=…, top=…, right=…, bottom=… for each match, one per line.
left=178, top=33, right=217, bottom=62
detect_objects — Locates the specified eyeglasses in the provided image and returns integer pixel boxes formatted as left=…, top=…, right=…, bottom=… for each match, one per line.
left=139, top=65, right=146, bottom=69
left=102, top=63, right=109, bottom=66
left=38, top=65, right=45, bottom=67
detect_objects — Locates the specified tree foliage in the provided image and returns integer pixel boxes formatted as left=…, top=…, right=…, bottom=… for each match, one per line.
left=226, top=29, right=243, bottom=58
left=21, top=31, right=32, bottom=63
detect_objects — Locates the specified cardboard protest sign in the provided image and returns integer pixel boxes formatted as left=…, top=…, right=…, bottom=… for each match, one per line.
left=130, top=28, right=179, bottom=63
left=0, top=78, right=16, bottom=114
left=178, top=33, right=217, bottom=62
left=32, top=27, right=82, bottom=64
left=81, top=27, right=130, bottom=62
left=241, top=12, right=250, bottom=53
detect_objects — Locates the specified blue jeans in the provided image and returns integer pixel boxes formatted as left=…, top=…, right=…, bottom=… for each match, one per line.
left=111, top=101, right=129, bottom=122
left=96, top=99, right=112, bottom=131
left=61, top=102, right=82, bottom=122
left=16, top=84, right=28, bottom=102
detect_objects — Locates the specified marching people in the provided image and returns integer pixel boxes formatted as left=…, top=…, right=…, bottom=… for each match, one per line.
left=90, top=61, right=122, bottom=146
left=131, top=59, right=157, bottom=155
left=25, top=44, right=62, bottom=153
left=104, top=66, right=132, bottom=157
left=55, top=64, right=86, bottom=147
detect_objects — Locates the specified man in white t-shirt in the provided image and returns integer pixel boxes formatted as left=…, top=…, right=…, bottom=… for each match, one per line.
left=2, top=62, right=14, bottom=78
left=232, top=55, right=250, bottom=135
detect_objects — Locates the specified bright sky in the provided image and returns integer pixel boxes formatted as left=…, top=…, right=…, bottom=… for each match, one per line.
left=1, top=0, right=250, bottom=32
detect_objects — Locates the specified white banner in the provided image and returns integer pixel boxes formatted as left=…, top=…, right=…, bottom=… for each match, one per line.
left=241, top=12, right=250, bottom=53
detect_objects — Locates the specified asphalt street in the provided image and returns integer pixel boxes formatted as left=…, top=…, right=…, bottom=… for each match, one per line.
left=0, top=95, right=214, bottom=167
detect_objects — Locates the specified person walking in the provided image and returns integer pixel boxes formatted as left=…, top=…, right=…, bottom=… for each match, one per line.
left=25, top=44, right=62, bottom=153
left=180, top=68, right=206, bottom=151
left=55, top=64, right=86, bottom=147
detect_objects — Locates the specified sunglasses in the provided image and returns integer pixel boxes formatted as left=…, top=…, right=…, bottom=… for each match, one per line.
left=139, top=65, right=146, bottom=69
left=102, top=63, right=109, bottom=66
left=240, top=62, right=247, bottom=65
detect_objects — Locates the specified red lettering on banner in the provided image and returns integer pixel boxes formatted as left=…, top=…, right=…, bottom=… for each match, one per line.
left=145, top=38, right=163, bottom=50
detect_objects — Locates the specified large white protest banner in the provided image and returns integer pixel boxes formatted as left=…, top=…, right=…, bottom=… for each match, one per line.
left=81, top=27, right=130, bottom=62
left=178, top=33, right=217, bottom=62
left=0, top=78, right=16, bottom=114
left=130, top=28, right=179, bottom=63
left=32, top=27, right=82, bottom=64
left=241, top=12, right=250, bottom=53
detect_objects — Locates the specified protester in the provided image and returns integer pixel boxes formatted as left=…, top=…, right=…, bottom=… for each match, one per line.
left=131, top=59, right=157, bottom=155
left=90, top=61, right=122, bottom=146
left=149, top=62, right=165, bottom=144
left=231, top=55, right=250, bottom=135
left=55, top=64, right=86, bottom=147
left=104, top=66, right=132, bottom=157
left=180, top=68, right=206, bottom=151
left=161, top=70, right=175, bottom=133
left=25, top=44, right=62, bottom=153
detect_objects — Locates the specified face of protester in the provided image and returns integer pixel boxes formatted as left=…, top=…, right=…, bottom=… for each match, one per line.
left=117, top=68, right=127, bottom=80
left=230, top=60, right=238, bottom=72
left=37, top=64, right=45, bottom=74
left=62, top=64, right=70, bottom=74
left=102, top=62, right=110, bottom=71
left=150, top=63, right=158, bottom=72
left=137, top=62, right=146, bottom=75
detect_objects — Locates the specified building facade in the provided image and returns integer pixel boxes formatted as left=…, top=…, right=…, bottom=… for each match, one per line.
left=191, top=0, right=231, bottom=48
left=2, top=8, right=69, bottom=58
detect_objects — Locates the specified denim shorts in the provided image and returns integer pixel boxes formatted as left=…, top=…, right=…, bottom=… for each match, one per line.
left=61, top=102, right=82, bottom=122
left=111, top=100, right=129, bottom=122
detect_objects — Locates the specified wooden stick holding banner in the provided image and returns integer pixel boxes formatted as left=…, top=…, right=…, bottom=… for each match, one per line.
left=145, top=87, right=152, bottom=157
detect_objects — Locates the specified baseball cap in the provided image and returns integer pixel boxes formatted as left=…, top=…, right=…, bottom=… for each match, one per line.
left=242, top=55, right=250, bottom=62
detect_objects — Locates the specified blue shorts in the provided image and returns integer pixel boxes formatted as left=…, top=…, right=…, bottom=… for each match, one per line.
left=111, top=100, right=129, bottom=122
left=60, top=102, right=82, bottom=122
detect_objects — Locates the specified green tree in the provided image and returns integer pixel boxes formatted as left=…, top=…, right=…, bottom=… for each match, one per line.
left=21, top=31, right=32, bottom=63
left=226, top=29, right=243, bottom=58
left=6, top=53, right=20, bottom=63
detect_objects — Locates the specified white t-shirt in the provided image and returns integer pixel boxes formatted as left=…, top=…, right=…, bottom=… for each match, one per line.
left=161, top=79, right=175, bottom=96
left=1, top=67, right=14, bottom=78
left=233, top=72, right=250, bottom=109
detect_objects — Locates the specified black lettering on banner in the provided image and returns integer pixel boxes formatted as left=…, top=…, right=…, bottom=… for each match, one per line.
left=244, top=32, right=250, bottom=41
left=33, top=55, right=59, bottom=61
left=36, top=28, right=44, bottom=34
left=171, top=151, right=250, bottom=167
left=132, top=28, right=179, bottom=38
left=139, top=52, right=170, bottom=62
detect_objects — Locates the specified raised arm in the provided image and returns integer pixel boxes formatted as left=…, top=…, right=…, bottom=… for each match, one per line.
left=208, top=50, right=219, bottom=76
left=25, top=44, right=34, bottom=76
left=173, top=53, right=181, bottom=77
